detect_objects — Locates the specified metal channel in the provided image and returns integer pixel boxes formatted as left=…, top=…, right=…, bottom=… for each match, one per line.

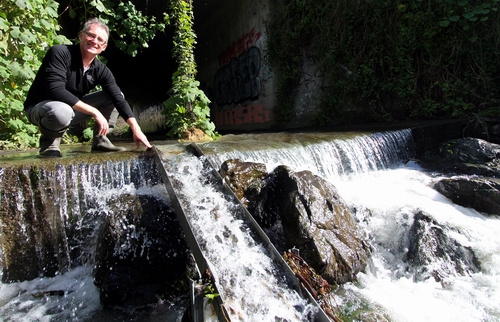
left=153, top=145, right=228, bottom=321
left=153, top=144, right=331, bottom=322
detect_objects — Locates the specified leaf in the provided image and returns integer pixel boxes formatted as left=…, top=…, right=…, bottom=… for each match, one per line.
left=458, top=0, right=468, bottom=6
left=439, top=20, right=450, bottom=27
left=10, top=26, right=21, bottom=39
left=473, top=6, right=484, bottom=14
left=463, top=12, right=475, bottom=19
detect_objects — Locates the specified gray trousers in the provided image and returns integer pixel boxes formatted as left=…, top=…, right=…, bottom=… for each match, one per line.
left=25, top=91, right=119, bottom=135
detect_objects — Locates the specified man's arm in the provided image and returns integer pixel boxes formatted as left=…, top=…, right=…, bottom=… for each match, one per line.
left=126, top=117, right=152, bottom=149
left=72, top=100, right=110, bottom=135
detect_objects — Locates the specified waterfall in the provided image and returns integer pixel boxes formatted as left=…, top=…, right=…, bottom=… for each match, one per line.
left=203, top=129, right=415, bottom=180
left=156, top=147, right=317, bottom=321
left=0, top=156, right=175, bottom=321
left=1, top=128, right=499, bottom=321
left=199, top=129, right=500, bottom=322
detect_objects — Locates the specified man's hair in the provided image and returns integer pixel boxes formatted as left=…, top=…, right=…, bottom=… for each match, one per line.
left=81, top=18, right=110, bottom=43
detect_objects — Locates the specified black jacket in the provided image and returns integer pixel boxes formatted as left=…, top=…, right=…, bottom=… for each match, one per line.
left=24, top=44, right=134, bottom=121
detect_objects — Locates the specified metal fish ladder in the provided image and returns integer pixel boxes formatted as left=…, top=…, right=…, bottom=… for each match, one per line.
left=153, top=144, right=331, bottom=321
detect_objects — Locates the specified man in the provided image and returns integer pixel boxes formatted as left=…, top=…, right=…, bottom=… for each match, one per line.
left=24, top=18, right=152, bottom=157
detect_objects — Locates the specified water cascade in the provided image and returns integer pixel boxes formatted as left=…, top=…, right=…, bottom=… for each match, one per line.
left=0, top=128, right=498, bottom=321
left=197, top=129, right=500, bottom=321
left=154, top=145, right=328, bottom=321
left=0, top=155, right=189, bottom=321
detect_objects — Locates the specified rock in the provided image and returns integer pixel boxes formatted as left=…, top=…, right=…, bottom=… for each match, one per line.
left=420, top=137, right=500, bottom=177
left=218, top=159, right=371, bottom=284
left=418, top=137, right=500, bottom=216
left=433, top=177, right=500, bottom=216
left=254, top=165, right=371, bottom=284
left=93, top=193, right=194, bottom=309
left=405, top=211, right=481, bottom=282
left=179, top=128, right=213, bottom=142
left=219, top=159, right=267, bottom=207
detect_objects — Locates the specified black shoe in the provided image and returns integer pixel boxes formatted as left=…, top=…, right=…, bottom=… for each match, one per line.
left=91, top=135, right=126, bottom=152
left=39, top=137, right=62, bottom=158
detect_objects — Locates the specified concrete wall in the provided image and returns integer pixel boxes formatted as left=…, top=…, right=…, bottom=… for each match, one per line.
left=193, top=0, right=322, bottom=132
left=194, top=0, right=273, bottom=131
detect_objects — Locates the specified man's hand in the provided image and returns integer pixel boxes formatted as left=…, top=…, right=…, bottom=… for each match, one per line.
left=72, top=100, right=109, bottom=135
left=94, top=112, right=109, bottom=136
left=127, top=117, right=153, bottom=148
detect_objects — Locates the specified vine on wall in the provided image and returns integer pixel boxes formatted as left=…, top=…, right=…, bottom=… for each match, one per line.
left=268, top=0, right=500, bottom=126
left=163, top=0, right=217, bottom=140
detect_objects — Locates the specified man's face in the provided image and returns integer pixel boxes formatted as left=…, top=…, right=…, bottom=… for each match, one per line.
left=80, top=24, right=108, bottom=56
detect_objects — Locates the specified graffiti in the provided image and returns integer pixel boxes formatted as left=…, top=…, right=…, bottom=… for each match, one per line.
left=218, top=28, right=261, bottom=66
left=215, top=104, right=270, bottom=126
left=214, top=46, right=261, bottom=106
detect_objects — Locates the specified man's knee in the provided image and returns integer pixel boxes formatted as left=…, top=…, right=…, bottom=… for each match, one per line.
left=34, top=101, right=74, bottom=131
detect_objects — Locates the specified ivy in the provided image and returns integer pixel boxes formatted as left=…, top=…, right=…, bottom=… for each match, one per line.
left=0, top=0, right=70, bottom=149
left=62, top=0, right=164, bottom=57
left=268, top=0, right=500, bottom=126
left=163, top=0, right=218, bottom=140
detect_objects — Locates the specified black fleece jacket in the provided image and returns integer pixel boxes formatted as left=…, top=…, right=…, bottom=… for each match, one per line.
left=24, top=44, right=134, bottom=121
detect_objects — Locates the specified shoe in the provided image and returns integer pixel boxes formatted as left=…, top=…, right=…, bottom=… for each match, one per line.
left=91, top=135, right=126, bottom=152
left=39, top=136, right=62, bottom=158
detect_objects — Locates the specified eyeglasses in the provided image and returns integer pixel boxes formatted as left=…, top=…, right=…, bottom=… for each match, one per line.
left=84, top=31, right=107, bottom=46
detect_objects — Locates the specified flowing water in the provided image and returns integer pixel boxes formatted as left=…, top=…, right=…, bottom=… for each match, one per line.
left=0, top=129, right=499, bottom=321
left=156, top=146, right=317, bottom=321
left=0, top=157, right=187, bottom=321
left=200, top=129, right=500, bottom=322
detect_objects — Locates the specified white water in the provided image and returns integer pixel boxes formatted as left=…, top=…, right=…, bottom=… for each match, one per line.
left=160, top=152, right=316, bottom=321
left=336, top=167, right=500, bottom=322
left=203, top=129, right=500, bottom=321
left=0, top=159, right=184, bottom=322
left=2, top=130, right=499, bottom=321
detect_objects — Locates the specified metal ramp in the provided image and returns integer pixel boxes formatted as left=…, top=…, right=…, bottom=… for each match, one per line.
left=153, top=144, right=331, bottom=321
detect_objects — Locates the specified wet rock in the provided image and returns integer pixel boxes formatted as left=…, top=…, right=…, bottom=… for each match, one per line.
left=419, top=137, right=500, bottom=216
left=219, top=159, right=267, bottom=207
left=420, top=137, right=500, bottom=177
left=433, top=177, right=500, bottom=216
left=254, top=165, right=371, bottom=284
left=93, top=194, right=194, bottom=309
left=405, top=211, right=481, bottom=282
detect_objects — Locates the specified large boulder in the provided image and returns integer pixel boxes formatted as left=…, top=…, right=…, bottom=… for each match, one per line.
left=93, top=193, right=194, bottom=309
left=420, top=137, right=500, bottom=177
left=433, top=177, right=500, bottom=216
left=419, top=137, right=500, bottom=216
left=242, top=163, right=371, bottom=284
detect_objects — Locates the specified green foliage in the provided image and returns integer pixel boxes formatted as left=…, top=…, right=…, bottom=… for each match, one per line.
left=268, top=0, right=500, bottom=125
left=203, top=282, right=220, bottom=304
left=162, top=0, right=218, bottom=139
left=1, top=0, right=164, bottom=150
left=63, top=0, right=164, bottom=57
left=0, top=0, right=70, bottom=150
